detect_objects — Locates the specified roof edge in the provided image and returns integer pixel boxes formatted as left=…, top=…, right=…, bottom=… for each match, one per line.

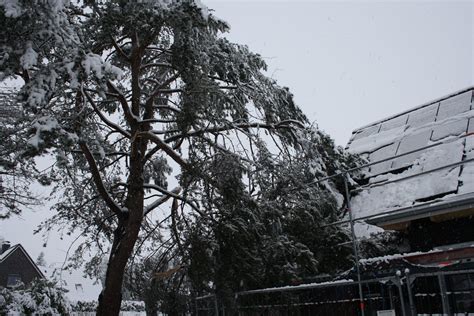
left=352, top=86, right=474, bottom=134
left=0, top=244, right=45, bottom=279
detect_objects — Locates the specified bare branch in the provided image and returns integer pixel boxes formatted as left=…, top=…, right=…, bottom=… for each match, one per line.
left=106, top=80, right=136, bottom=124
left=140, top=63, right=174, bottom=71
left=140, top=118, right=176, bottom=124
left=110, top=36, right=131, bottom=61
left=145, top=73, right=181, bottom=106
left=79, top=141, right=125, bottom=216
left=151, top=88, right=182, bottom=94
left=82, top=88, right=131, bottom=139
left=153, top=104, right=181, bottom=113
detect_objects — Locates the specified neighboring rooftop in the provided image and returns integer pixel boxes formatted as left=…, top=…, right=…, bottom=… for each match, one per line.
left=346, top=87, right=474, bottom=228
left=0, top=242, right=45, bottom=287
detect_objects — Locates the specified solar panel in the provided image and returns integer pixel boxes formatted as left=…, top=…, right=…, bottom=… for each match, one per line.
left=369, top=142, right=399, bottom=175
left=421, top=140, right=464, bottom=171
left=431, top=119, right=469, bottom=141
left=406, top=103, right=438, bottom=129
left=391, top=130, right=432, bottom=170
left=379, top=114, right=408, bottom=132
left=436, top=90, right=472, bottom=121
left=346, top=88, right=474, bottom=221
left=352, top=124, right=381, bottom=141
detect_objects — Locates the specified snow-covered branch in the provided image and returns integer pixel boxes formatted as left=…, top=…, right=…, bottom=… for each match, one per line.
left=140, top=62, right=174, bottom=71
left=143, top=186, right=182, bottom=215
left=163, top=120, right=305, bottom=143
left=138, top=131, right=189, bottom=169
left=143, top=184, right=202, bottom=216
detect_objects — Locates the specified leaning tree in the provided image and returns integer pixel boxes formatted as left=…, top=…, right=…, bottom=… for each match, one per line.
left=1, top=1, right=361, bottom=314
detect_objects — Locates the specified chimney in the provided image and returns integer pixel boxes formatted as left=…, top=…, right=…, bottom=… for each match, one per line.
left=1, top=241, right=11, bottom=254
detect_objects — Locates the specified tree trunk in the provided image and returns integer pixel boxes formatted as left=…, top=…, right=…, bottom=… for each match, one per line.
left=145, top=303, right=159, bottom=316
left=97, top=137, right=146, bottom=315
left=97, top=216, right=143, bottom=315
left=97, top=35, right=147, bottom=316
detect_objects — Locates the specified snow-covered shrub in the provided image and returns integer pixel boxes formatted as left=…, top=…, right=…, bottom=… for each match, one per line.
left=71, top=300, right=145, bottom=312
left=70, top=300, right=96, bottom=312
left=0, top=279, right=71, bottom=315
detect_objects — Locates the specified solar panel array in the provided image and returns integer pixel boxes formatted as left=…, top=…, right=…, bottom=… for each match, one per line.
left=346, top=88, right=474, bottom=220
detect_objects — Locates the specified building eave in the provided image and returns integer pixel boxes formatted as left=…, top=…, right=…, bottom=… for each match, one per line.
left=366, top=193, right=474, bottom=228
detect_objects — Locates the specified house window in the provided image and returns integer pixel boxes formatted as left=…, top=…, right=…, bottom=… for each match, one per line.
left=7, top=274, right=21, bottom=287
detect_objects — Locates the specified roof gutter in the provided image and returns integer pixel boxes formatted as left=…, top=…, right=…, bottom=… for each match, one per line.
left=367, top=195, right=474, bottom=227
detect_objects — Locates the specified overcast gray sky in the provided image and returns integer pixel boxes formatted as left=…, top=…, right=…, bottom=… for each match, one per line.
left=209, top=0, right=474, bottom=146
left=1, top=0, right=473, bottom=265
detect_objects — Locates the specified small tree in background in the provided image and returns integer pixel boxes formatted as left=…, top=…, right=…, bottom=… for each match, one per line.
left=36, top=251, right=47, bottom=267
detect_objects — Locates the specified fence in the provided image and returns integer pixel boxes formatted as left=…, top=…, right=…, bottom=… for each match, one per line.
left=195, top=268, right=474, bottom=315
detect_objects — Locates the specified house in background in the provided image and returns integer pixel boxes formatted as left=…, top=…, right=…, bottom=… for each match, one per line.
left=0, top=240, right=44, bottom=288
left=347, top=87, right=474, bottom=252
left=345, top=87, right=474, bottom=315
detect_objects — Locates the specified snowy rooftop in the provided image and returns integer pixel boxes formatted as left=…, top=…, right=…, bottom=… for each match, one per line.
left=346, top=87, right=474, bottom=227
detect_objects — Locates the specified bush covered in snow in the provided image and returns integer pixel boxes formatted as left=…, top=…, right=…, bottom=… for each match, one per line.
left=0, top=279, right=71, bottom=315
left=71, top=300, right=145, bottom=312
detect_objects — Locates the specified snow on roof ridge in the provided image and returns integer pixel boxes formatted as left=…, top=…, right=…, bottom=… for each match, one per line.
left=0, top=243, right=20, bottom=262
left=351, top=86, right=474, bottom=135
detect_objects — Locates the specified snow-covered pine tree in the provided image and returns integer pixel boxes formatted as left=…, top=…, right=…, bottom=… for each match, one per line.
left=1, top=1, right=80, bottom=218
left=184, top=128, right=362, bottom=308
left=0, top=87, right=42, bottom=218
left=36, top=251, right=47, bottom=267
left=1, top=1, right=362, bottom=314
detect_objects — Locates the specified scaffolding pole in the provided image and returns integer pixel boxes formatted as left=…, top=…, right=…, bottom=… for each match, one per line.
left=405, top=270, right=417, bottom=316
left=396, top=272, right=407, bottom=316
left=437, top=274, right=451, bottom=316
left=343, top=173, right=365, bottom=316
